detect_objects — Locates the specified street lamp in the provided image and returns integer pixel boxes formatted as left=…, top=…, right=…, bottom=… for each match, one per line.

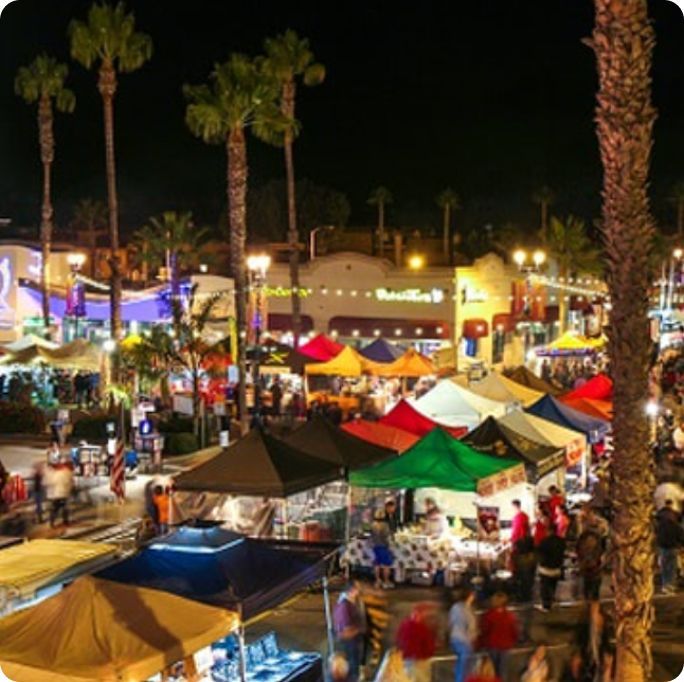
left=512, top=248, right=547, bottom=358
left=407, top=254, right=425, bottom=271
left=247, top=253, right=271, bottom=422
left=309, top=225, right=335, bottom=260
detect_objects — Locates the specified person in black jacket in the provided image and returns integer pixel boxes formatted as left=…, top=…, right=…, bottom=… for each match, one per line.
left=537, top=524, right=566, bottom=612
left=656, top=499, right=684, bottom=593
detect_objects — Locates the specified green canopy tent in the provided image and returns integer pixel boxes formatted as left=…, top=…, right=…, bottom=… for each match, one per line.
left=349, top=427, right=526, bottom=497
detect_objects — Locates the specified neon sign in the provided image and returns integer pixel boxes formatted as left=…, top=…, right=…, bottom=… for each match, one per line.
left=264, top=286, right=311, bottom=298
left=374, top=287, right=445, bottom=304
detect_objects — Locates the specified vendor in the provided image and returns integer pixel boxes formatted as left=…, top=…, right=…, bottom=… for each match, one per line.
left=423, top=497, right=448, bottom=537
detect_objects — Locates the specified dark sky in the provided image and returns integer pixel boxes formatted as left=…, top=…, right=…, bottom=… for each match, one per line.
left=2, top=0, right=684, bottom=241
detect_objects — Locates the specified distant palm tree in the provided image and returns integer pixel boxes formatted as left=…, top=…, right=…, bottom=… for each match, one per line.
left=264, top=30, right=325, bottom=350
left=367, top=186, right=393, bottom=257
left=590, top=0, right=657, bottom=678
left=185, top=54, right=282, bottom=435
left=435, top=188, right=460, bottom=264
left=532, top=185, right=555, bottom=242
left=668, top=180, right=684, bottom=238
left=545, top=215, right=601, bottom=332
left=15, top=55, right=75, bottom=336
left=69, top=2, right=152, bottom=342
left=71, top=199, right=107, bottom=278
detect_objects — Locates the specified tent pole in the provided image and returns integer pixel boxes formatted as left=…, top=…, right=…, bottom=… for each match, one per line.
left=237, top=605, right=247, bottom=682
left=322, top=575, right=335, bottom=657
left=345, top=482, right=352, bottom=545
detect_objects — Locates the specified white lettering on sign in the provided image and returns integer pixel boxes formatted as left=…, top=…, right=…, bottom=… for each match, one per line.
left=375, top=287, right=445, bottom=304
left=264, top=285, right=311, bottom=298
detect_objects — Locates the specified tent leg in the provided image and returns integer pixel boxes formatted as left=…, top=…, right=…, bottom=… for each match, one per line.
left=323, top=575, right=335, bottom=658
left=238, top=624, right=247, bottom=682
left=345, top=483, right=352, bottom=545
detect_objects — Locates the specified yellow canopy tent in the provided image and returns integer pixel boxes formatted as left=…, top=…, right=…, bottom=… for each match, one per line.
left=367, top=348, right=435, bottom=377
left=0, top=575, right=239, bottom=682
left=541, top=332, right=597, bottom=355
left=305, top=345, right=370, bottom=377
left=0, top=539, right=116, bottom=602
left=469, top=372, right=544, bottom=407
left=0, top=339, right=102, bottom=372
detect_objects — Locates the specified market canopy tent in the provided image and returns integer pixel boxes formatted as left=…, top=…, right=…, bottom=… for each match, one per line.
left=526, top=395, right=609, bottom=444
left=350, top=428, right=526, bottom=496
left=562, top=374, right=613, bottom=401
left=469, top=372, right=544, bottom=407
left=0, top=575, right=238, bottom=682
left=342, top=419, right=420, bottom=453
left=2, top=335, right=58, bottom=353
left=536, top=331, right=599, bottom=357
left=0, top=338, right=102, bottom=372
left=462, top=416, right=565, bottom=479
left=98, top=525, right=330, bottom=621
left=413, top=379, right=508, bottom=429
left=0, top=539, right=117, bottom=600
left=284, top=414, right=395, bottom=469
left=299, top=334, right=345, bottom=362
left=305, top=346, right=371, bottom=377
left=499, top=409, right=588, bottom=467
left=380, top=398, right=468, bottom=439
left=247, top=339, right=308, bottom=375
left=504, top=365, right=561, bottom=396
left=173, top=428, right=343, bottom=497
left=561, top=397, right=613, bottom=421
left=367, top=348, right=436, bottom=377
left=359, top=337, right=403, bottom=363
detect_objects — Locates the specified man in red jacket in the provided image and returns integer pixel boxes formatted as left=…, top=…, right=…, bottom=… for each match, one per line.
left=396, top=602, right=437, bottom=681
left=477, top=592, right=519, bottom=677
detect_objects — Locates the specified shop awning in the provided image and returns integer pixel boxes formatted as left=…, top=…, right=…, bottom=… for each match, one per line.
left=298, top=334, right=344, bottom=362
left=462, top=318, right=489, bottom=339
left=412, top=379, right=508, bottom=430
left=284, top=414, right=395, bottom=469
left=526, top=395, right=610, bottom=444
left=267, top=313, right=314, bottom=333
left=328, top=317, right=449, bottom=340
left=358, top=337, right=404, bottom=363
left=367, top=348, right=435, bottom=377
left=173, top=428, right=343, bottom=497
left=305, top=346, right=370, bottom=376
left=505, top=365, right=562, bottom=396
left=0, top=338, right=102, bottom=372
left=350, top=428, right=526, bottom=496
left=0, top=539, right=117, bottom=599
left=341, top=419, right=420, bottom=453
left=562, top=373, right=613, bottom=401
left=380, top=398, right=468, bottom=439
left=463, top=416, right=565, bottom=479
left=492, top=313, right=515, bottom=333
left=97, top=525, right=330, bottom=622
left=561, top=397, right=613, bottom=421
left=468, top=372, right=544, bottom=407
left=0, top=575, right=238, bottom=682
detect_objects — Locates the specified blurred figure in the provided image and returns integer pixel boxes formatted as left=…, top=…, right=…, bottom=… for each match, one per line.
left=395, top=603, right=437, bottom=682
left=271, top=376, right=283, bottom=416
left=533, top=505, right=550, bottom=547
left=152, top=485, right=170, bottom=535
left=576, top=524, right=605, bottom=602
left=466, top=656, right=501, bottom=682
left=423, top=497, right=448, bottom=537
left=656, top=499, right=684, bottom=593
left=32, top=461, right=45, bottom=524
left=0, top=459, right=8, bottom=513
left=46, top=460, right=74, bottom=528
left=46, top=440, right=61, bottom=465
left=546, top=485, right=565, bottom=522
left=449, top=588, right=477, bottom=682
left=537, top=523, right=566, bottom=612
left=370, top=508, right=394, bottom=589
left=477, top=592, right=518, bottom=677
left=333, top=582, right=366, bottom=681
left=329, top=653, right=351, bottom=682
left=561, top=650, right=590, bottom=682
left=510, top=499, right=530, bottom=545
left=520, top=644, right=551, bottom=682
left=555, top=504, right=570, bottom=539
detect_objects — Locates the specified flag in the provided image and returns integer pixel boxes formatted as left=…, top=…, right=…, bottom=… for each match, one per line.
left=110, top=439, right=125, bottom=500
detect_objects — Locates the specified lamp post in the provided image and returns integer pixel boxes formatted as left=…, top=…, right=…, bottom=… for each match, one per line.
left=309, top=225, right=335, bottom=260
left=407, top=253, right=426, bottom=271
left=512, top=248, right=546, bottom=358
left=247, top=254, right=271, bottom=422
left=66, top=252, right=87, bottom=341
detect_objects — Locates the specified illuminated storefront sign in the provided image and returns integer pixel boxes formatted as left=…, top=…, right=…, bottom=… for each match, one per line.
left=264, top=286, right=311, bottom=299
left=461, top=284, right=488, bottom=304
left=374, top=287, right=445, bottom=304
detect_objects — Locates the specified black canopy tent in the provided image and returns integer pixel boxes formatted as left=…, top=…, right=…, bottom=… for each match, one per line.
left=247, top=338, right=308, bottom=375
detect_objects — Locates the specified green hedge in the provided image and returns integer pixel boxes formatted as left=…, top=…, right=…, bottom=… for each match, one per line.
left=0, top=401, right=45, bottom=433
left=72, top=413, right=131, bottom=442
left=164, top=432, right=199, bottom=455
left=156, top=415, right=194, bottom=434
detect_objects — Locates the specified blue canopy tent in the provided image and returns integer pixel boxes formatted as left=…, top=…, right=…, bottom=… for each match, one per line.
left=526, top=395, right=609, bottom=444
left=358, top=337, right=403, bottom=363
left=97, top=525, right=333, bottom=622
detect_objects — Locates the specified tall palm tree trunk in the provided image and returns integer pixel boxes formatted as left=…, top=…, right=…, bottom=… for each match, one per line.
left=227, top=127, right=249, bottom=435
left=442, top=204, right=451, bottom=261
left=378, top=203, right=385, bottom=258
left=98, top=62, right=122, bottom=343
left=283, top=81, right=302, bottom=349
left=558, top=267, right=568, bottom=334
left=38, top=94, right=54, bottom=337
left=591, top=1, right=657, bottom=679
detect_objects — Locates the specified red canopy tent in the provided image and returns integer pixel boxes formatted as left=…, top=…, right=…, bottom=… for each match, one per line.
left=561, top=397, right=613, bottom=421
left=562, top=374, right=613, bottom=401
left=379, top=399, right=468, bottom=439
left=298, top=334, right=345, bottom=362
left=342, top=419, right=420, bottom=453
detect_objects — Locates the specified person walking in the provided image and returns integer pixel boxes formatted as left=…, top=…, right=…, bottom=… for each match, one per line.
left=655, top=499, right=684, bottom=593
left=449, top=588, right=477, bottom=682
left=152, top=485, right=170, bottom=535
left=576, top=525, right=604, bottom=602
left=477, top=592, right=518, bottom=677
left=537, top=524, right=566, bottom=612
left=32, top=462, right=45, bottom=524
left=47, top=460, right=74, bottom=528
left=370, top=508, right=394, bottom=589
left=333, top=582, right=366, bottom=681
left=510, top=499, right=530, bottom=545
left=395, top=603, right=437, bottom=682
left=554, top=504, right=571, bottom=539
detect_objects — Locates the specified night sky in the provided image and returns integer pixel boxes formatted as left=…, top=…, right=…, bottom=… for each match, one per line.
left=2, top=0, right=684, bottom=241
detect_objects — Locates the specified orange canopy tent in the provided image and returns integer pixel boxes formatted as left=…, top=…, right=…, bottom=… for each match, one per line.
left=342, top=419, right=420, bottom=453
left=561, top=397, right=613, bottom=421
left=305, top=346, right=372, bottom=377
left=366, top=348, right=435, bottom=377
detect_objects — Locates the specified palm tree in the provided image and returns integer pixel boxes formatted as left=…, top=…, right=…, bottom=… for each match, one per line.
left=668, top=180, right=684, bottom=238
left=263, top=30, right=325, bottom=350
left=367, top=186, right=393, bottom=257
left=545, top=215, right=601, bottom=332
left=69, top=2, right=152, bottom=342
left=435, top=188, right=460, bottom=264
left=14, top=55, right=75, bottom=336
left=532, top=185, right=555, bottom=242
left=185, top=54, right=282, bottom=435
left=589, top=1, right=657, bottom=678
left=71, top=199, right=107, bottom=278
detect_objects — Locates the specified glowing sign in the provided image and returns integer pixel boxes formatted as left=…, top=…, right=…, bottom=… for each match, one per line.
left=263, top=286, right=311, bottom=298
left=375, top=287, right=445, bottom=304
left=27, top=251, right=42, bottom=280
left=0, top=257, right=14, bottom=329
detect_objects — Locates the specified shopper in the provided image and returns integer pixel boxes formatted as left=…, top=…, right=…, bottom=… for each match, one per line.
left=555, top=504, right=571, bottom=539
left=449, top=588, right=477, bottom=682
left=46, top=460, right=74, bottom=528
left=32, top=461, right=45, bottom=524
left=512, top=532, right=537, bottom=604
left=477, top=592, right=518, bottom=677
left=510, top=499, right=530, bottom=545
left=537, top=524, right=566, bottom=612
left=533, top=506, right=550, bottom=547
left=546, top=485, right=565, bottom=521
left=395, top=603, right=437, bottom=682
left=576, top=525, right=604, bottom=602
left=656, top=499, right=684, bottom=593
left=333, top=582, right=366, bottom=681
left=152, top=485, right=170, bottom=535
left=370, top=508, right=394, bottom=589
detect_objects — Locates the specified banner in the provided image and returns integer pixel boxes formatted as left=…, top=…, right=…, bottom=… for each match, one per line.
left=476, top=463, right=527, bottom=497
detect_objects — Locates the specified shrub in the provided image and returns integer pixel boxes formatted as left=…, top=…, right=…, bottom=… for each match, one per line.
left=164, top=432, right=199, bottom=455
left=0, top=401, right=45, bottom=433
left=156, top=414, right=194, bottom=434
left=72, top=413, right=130, bottom=442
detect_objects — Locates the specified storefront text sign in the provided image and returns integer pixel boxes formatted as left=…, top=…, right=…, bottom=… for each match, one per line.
left=374, top=287, right=445, bottom=304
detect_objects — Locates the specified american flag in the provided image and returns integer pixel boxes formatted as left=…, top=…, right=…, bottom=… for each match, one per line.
left=110, top=439, right=126, bottom=501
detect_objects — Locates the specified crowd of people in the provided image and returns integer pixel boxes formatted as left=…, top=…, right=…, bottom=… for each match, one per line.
left=540, top=357, right=610, bottom=393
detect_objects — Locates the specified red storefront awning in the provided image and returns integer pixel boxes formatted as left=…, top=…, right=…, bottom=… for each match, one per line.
left=267, top=313, right=314, bottom=332
left=544, top=305, right=559, bottom=323
left=462, top=319, right=489, bottom=339
left=492, top=313, right=515, bottom=333
left=327, top=317, right=449, bottom=340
